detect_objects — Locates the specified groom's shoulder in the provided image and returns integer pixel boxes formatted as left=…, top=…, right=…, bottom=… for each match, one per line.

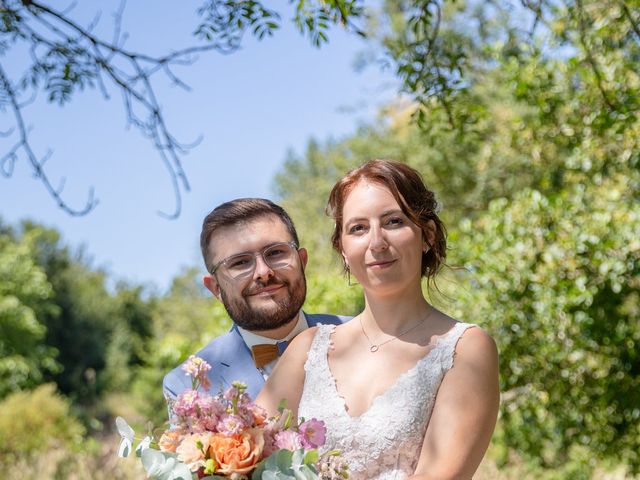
left=305, top=312, right=352, bottom=326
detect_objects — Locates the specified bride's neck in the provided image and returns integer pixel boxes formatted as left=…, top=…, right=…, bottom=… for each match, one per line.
left=361, top=284, right=431, bottom=335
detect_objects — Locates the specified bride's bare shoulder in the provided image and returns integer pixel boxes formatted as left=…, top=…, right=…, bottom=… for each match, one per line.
left=452, top=323, right=498, bottom=374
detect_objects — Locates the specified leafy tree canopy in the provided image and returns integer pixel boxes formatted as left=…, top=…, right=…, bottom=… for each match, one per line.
left=0, top=226, right=59, bottom=398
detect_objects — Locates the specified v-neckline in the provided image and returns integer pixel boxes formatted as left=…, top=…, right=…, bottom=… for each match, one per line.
left=323, top=322, right=463, bottom=420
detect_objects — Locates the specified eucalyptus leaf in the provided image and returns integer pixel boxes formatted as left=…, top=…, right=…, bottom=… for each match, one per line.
left=135, top=435, right=153, bottom=457
left=115, top=416, right=134, bottom=442
left=291, top=449, right=305, bottom=467
left=117, top=437, right=132, bottom=458
left=293, top=466, right=317, bottom=480
left=141, top=448, right=192, bottom=480
left=273, top=448, right=293, bottom=472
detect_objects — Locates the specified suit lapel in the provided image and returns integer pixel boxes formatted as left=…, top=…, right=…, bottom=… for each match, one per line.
left=218, top=326, right=265, bottom=399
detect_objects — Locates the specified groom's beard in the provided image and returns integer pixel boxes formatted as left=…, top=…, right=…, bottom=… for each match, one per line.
left=218, top=274, right=307, bottom=331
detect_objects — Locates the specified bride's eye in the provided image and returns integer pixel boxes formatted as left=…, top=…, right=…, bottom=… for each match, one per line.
left=386, top=217, right=404, bottom=227
left=348, top=224, right=366, bottom=234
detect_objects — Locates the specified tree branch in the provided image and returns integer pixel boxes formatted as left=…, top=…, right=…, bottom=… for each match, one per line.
left=0, top=62, right=98, bottom=215
left=574, top=0, right=617, bottom=112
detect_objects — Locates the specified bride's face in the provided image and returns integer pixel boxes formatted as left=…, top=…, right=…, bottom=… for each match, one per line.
left=340, top=180, right=426, bottom=296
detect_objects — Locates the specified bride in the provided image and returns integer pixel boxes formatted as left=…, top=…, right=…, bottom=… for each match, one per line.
left=257, top=160, right=499, bottom=480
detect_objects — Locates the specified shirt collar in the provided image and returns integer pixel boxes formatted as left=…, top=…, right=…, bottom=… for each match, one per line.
left=237, top=311, right=308, bottom=350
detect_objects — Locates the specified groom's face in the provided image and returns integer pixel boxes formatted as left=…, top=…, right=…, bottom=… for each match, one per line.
left=203, top=215, right=308, bottom=331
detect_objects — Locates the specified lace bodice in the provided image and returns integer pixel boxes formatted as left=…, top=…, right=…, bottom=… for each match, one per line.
left=298, top=322, right=474, bottom=480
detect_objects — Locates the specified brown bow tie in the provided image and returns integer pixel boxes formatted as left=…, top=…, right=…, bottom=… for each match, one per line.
left=251, top=341, right=289, bottom=369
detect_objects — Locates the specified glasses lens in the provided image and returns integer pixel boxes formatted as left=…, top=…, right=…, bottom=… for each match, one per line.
left=224, top=254, right=255, bottom=278
left=263, top=243, right=295, bottom=269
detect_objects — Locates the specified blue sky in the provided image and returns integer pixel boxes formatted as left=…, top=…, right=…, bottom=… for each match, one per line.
left=0, top=1, right=397, bottom=291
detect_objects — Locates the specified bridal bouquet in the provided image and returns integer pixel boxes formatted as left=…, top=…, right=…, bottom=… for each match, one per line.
left=116, top=356, right=348, bottom=480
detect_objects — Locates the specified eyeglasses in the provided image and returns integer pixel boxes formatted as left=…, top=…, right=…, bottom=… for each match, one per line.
left=210, top=241, right=299, bottom=279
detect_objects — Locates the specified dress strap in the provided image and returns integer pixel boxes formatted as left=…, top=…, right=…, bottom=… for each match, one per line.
left=437, top=322, right=475, bottom=371
left=304, top=324, right=335, bottom=370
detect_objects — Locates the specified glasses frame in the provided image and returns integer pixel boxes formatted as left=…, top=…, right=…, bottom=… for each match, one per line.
left=209, top=241, right=299, bottom=277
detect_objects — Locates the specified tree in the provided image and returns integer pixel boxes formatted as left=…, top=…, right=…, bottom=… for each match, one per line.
left=0, top=225, right=59, bottom=398
left=0, top=0, right=365, bottom=217
left=371, top=0, right=639, bottom=131
left=452, top=181, right=640, bottom=473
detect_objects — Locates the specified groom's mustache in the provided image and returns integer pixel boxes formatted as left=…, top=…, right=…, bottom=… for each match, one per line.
left=243, top=278, right=288, bottom=296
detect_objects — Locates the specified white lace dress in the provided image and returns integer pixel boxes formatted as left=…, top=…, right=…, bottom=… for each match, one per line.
left=298, top=322, right=474, bottom=480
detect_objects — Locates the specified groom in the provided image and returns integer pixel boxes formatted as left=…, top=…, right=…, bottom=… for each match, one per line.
left=163, top=198, right=348, bottom=405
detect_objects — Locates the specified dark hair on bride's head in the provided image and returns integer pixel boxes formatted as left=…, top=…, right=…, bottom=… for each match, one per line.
left=326, top=159, right=447, bottom=287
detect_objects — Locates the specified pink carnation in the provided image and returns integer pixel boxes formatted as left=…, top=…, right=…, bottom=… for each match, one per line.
left=298, top=418, right=326, bottom=449
left=274, top=429, right=303, bottom=451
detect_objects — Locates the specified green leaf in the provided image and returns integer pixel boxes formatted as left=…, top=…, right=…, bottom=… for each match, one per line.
left=303, top=449, right=318, bottom=465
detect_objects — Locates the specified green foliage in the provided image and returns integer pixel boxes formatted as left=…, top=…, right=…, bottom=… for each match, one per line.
left=304, top=274, right=364, bottom=316
left=0, top=383, right=84, bottom=458
left=152, top=266, right=231, bottom=346
left=373, top=0, right=640, bottom=131
left=0, top=229, right=59, bottom=398
left=104, top=284, right=156, bottom=391
left=0, top=431, right=146, bottom=480
left=2, top=221, right=160, bottom=406
left=194, top=0, right=365, bottom=48
left=451, top=181, right=640, bottom=472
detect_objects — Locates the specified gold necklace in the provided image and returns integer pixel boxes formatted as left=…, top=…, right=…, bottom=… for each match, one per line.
left=359, top=308, right=434, bottom=353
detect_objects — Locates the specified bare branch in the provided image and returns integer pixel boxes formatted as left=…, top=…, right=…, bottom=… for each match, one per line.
left=111, top=0, right=127, bottom=50
left=59, top=1, right=78, bottom=17
left=0, top=62, right=98, bottom=215
left=1, top=152, right=17, bottom=177
left=162, top=64, right=192, bottom=91
left=17, top=88, right=37, bottom=109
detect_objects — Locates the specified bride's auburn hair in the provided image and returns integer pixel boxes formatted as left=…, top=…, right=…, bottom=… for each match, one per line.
left=326, top=159, right=447, bottom=285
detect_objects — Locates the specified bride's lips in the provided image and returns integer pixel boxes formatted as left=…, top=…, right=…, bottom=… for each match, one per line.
left=366, top=259, right=397, bottom=269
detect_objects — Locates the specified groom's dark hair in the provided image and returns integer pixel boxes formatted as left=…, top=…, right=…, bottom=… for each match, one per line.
left=200, top=198, right=300, bottom=273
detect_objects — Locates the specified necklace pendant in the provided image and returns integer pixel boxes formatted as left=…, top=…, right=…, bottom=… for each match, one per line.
left=370, top=345, right=379, bottom=353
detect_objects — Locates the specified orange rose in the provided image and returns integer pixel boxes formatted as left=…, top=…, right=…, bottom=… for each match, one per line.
left=158, top=429, right=183, bottom=453
left=208, top=429, right=265, bottom=475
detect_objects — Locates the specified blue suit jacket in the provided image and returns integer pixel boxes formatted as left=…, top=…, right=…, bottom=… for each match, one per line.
left=163, top=313, right=349, bottom=402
